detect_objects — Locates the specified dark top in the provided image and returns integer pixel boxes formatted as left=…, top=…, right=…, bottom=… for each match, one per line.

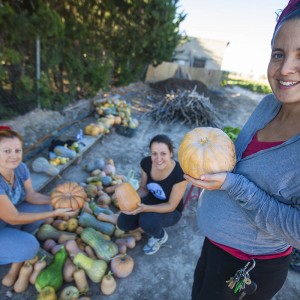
left=140, top=156, right=185, bottom=212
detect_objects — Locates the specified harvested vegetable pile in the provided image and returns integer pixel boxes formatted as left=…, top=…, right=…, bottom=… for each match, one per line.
left=146, top=87, right=222, bottom=127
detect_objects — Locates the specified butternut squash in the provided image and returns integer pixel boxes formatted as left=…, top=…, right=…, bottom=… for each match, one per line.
left=29, top=256, right=47, bottom=284
left=63, top=258, right=76, bottom=282
left=100, top=271, right=117, bottom=295
left=1, top=262, right=23, bottom=287
left=73, top=253, right=107, bottom=283
left=74, top=268, right=89, bottom=294
left=14, top=261, right=33, bottom=293
left=65, top=239, right=85, bottom=259
left=96, top=212, right=119, bottom=225
left=80, top=227, right=118, bottom=262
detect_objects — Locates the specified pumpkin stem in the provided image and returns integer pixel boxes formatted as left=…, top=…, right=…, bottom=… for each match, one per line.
left=199, top=137, right=208, bottom=144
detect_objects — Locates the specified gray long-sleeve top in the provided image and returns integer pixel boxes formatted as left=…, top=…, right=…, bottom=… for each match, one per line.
left=197, top=94, right=300, bottom=254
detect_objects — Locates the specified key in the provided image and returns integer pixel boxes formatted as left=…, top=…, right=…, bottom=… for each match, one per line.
left=226, top=277, right=237, bottom=289
left=238, top=280, right=257, bottom=299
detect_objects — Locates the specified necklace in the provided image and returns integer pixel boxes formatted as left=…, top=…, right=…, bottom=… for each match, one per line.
left=0, top=172, right=14, bottom=186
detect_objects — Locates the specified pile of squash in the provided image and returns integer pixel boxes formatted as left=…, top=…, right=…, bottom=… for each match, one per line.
left=1, top=159, right=142, bottom=299
left=94, top=98, right=139, bottom=132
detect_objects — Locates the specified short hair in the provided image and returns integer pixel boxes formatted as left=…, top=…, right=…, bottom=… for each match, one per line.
left=149, top=134, right=174, bottom=154
left=0, top=128, right=23, bottom=144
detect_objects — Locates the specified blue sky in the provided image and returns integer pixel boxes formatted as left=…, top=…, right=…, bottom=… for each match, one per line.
left=178, top=0, right=288, bottom=76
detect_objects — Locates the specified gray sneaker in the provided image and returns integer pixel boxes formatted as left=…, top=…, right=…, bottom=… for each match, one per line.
left=143, top=229, right=168, bottom=255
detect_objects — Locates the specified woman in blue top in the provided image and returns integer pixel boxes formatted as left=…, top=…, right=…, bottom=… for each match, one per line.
left=0, top=126, right=77, bottom=287
left=117, top=134, right=187, bottom=255
left=184, top=1, right=300, bottom=299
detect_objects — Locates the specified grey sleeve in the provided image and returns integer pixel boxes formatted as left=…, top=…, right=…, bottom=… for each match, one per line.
left=221, top=173, right=300, bottom=249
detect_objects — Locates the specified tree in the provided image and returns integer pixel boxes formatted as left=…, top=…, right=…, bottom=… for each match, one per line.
left=0, top=0, right=186, bottom=118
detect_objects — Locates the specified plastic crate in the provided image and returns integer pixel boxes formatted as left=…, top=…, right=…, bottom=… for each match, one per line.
left=116, top=125, right=137, bottom=137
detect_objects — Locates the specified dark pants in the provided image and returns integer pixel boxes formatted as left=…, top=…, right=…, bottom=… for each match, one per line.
left=192, top=238, right=290, bottom=300
left=117, top=209, right=181, bottom=238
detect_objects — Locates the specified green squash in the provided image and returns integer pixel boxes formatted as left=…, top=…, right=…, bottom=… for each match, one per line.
left=35, top=246, right=67, bottom=292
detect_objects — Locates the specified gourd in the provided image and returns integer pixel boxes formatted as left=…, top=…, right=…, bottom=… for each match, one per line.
left=63, top=258, right=76, bottom=282
left=36, top=224, right=77, bottom=241
left=65, top=239, right=85, bottom=259
left=115, top=237, right=136, bottom=249
left=35, top=247, right=68, bottom=292
left=52, top=220, right=68, bottom=231
left=67, top=218, right=79, bottom=232
left=78, top=212, right=115, bottom=236
left=43, top=239, right=57, bottom=252
left=97, top=212, right=119, bottom=225
left=73, top=268, right=89, bottom=293
left=110, top=254, right=134, bottom=278
left=51, top=182, right=88, bottom=210
left=89, top=201, right=114, bottom=215
left=85, top=184, right=98, bottom=198
left=59, top=286, right=80, bottom=300
left=13, top=261, right=33, bottom=293
left=115, top=182, right=141, bottom=212
left=54, top=145, right=77, bottom=159
left=37, top=286, right=57, bottom=300
left=100, top=271, right=117, bottom=295
left=100, top=175, right=112, bottom=186
left=83, top=159, right=105, bottom=172
left=73, top=253, right=107, bottom=283
left=1, top=262, right=23, bottom=287
left=178, top=127, right=236, bottom=178
left=29, top=256, right=47, bottom=284
left=80, top=227, right=118, bottom=262
left=32, top=157, right=59, bottom=176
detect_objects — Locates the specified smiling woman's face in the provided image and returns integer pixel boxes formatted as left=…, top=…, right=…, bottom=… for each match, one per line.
left=268, top=18, right=300, bottom=104
left=0, top=137, right=23, bottom=170
left=150, top=142, right=173, bottom=171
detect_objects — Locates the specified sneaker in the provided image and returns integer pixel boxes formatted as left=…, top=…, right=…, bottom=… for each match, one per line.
left=143, top=229, right=168, bottom=255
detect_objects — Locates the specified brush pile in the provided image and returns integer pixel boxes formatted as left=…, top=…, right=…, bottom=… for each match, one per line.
left=147, top=87, right=222, bottom=127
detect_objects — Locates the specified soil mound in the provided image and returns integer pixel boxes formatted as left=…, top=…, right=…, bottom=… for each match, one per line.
left=149, top=78, right=220, bottom=101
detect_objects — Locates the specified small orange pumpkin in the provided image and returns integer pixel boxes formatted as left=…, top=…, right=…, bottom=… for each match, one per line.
left=51, top=182, right=88, bottom=210
left=178, top=127, right=236, bottom=178
left=110, top=254, right=134, bottom=278
left=115, top=182, right=141, bottom=212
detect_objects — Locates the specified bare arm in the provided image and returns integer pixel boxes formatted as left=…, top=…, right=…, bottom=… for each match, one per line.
left=24, top=178, right=51, bottom=205
left=136, top=169, right=149, bottom=198
left=124, top=180, right=188, bottom=215
left=0, top=194, right=77, bottom=225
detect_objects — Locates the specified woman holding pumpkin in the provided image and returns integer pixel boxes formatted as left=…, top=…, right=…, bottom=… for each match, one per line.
left=184, top=1, right=300, bottom=299
left=117, top=134, right=187, bottom=255
left=0, top=126, right=77, bottom=285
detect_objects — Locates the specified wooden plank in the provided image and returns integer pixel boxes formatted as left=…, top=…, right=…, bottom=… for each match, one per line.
left=30, top=134, right=103, bottom=191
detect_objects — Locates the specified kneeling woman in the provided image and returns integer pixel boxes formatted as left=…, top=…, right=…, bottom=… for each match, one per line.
left=117, top=134, right=187, bottom=255
left=0, top=126, right=77, bottom=286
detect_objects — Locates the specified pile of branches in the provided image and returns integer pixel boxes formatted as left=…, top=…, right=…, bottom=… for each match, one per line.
left=146, top=87, right=222, bottom=127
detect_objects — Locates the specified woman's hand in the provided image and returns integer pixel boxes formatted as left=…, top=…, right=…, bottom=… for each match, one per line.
left=121, top=203, right=147, bottom=215
left=53, top=208, right=79, bottom=218
left=184, top=172, right=227, bottom=190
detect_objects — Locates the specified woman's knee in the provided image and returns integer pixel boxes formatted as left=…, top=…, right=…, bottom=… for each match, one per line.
left=117, top=213, right=139, bottom=231
left=0, top=231, right=39, bottom=264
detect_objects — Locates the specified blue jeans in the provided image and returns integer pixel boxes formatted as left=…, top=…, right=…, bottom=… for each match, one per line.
left=0, top=201, right=52, bottom=265
left=117, top=197, right=182, bottom=239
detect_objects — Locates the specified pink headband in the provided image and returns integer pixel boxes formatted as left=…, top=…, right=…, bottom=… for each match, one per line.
left=0, top=126, right=12, bottom=131
left=274, top=0, right=300, bottom=33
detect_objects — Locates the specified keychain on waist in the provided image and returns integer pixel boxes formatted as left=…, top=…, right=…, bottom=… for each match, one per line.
left=226, top=258, right=257, bottom=299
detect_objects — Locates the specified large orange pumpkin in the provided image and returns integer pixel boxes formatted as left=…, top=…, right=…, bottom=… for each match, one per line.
left=178, top=127, right=236, bottom=178
left=51, top=182, right=88, bottom=210
left=115, top=182, right=141, bottom=212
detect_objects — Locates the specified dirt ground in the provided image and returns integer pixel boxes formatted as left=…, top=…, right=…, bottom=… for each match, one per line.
left=0, top=80, right=299, bottom=299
